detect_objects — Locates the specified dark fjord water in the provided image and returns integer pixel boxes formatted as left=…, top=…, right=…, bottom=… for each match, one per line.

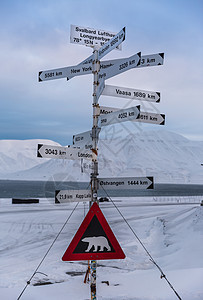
left=0, top=180, right=203, bottom=199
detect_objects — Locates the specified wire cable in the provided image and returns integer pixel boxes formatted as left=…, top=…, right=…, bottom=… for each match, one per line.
left=17, top=201, right=79, bottom=300
left=100, top=185, right=182, bottom=300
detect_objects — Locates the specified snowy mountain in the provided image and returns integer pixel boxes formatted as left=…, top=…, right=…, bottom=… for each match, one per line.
left=0, top=130, right=203, bottom=183
left=0, top=139, right=60, bottom=176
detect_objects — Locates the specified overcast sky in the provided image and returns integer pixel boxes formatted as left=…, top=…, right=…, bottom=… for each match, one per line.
left=0, top=0, right=202, bottom=145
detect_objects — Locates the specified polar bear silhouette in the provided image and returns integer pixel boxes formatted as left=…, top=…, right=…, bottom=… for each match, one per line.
left=82, top=236, right=111, bottom=252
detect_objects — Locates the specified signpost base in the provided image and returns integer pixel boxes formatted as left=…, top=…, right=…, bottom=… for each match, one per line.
left=90, top=260, right=97, bottom=300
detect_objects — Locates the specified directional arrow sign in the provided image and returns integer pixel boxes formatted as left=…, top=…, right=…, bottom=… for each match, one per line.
left=97, top=52, right=164, bottom=81
left=99, top=105, right=140, bottom=127
left=99, top=177, right=154, bottom=190
left=37, top=144, right=94, bottom=161
left=98, top=27, right=125, bottom=60
left=100, top=106, right=118, bottom=115
left=95, top=77, right=105, bottom=101
left=139, top=53, right=164, bottom=67
left=73, top=128, right=100, bottom=150
left=55, top=190, right=91, bottom=203
left=136, top=112, right=165, bottom=125
left=73, top=130, right=92, bottom=145
left=100, top=106, right=165, bottom=126
left=98, top=52, right=141, bottom=81
left=73, top=131, right=93, bottom=150
left=39, top=62, right=92, bottom=82
left=70, top=24, right=122, bottom=50
left=100, top=53, right=164, bottom=70
left=66, top=52, right=164, bottom=82
left=102, top=84, right=160, bottom=103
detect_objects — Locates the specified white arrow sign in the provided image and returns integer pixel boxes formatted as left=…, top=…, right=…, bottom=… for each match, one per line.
left=55, top=189, right=91, bottom=203
left=39, top=52, right=164, bottom=83
left=102, top=84, right=160, bottom=102
left=95, top=77, right=105, bottom=101
left=139, top=53, right=164, bottom=67
left=38, top=50, right=164, bottom=83
left=73, top=130, right=93, bottom=150
left=38, top=62, right=92, bottom=82
left=70, top=25, right=122, bottom=50
left=99, top=105, right=140, bottom=127
left=37, top=144, right=94, bottom=160
left=100, top=106, right=118, bottom=115
left=99, top=177, right=154, bottom=190
left=98, top=27, right=125, bottom=60
left=100, top=106, right=165, bottom=126
left=100, top=53, right=164, bottom=70
left=136, top=112, right=165, bottom=125
left=98, top=52, right=141, bottom=81
left=66, top=52, right=164, bottom=81
left=73, top=128, right=101, bottom=149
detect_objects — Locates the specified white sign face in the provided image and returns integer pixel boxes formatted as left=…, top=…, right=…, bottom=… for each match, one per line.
left=95, top=78, right=105, bottom=101
left=73, top=128, right=101, bottom=150
left=136, top=112, right=165, bottom=125
left=100, top=106, right=118, bottom=115
left=70, top=25, right=122, bottom=50
left=98, top=27, right=125, bottom=60
left=99, top=105, right=140, bottom=127
left=37, top=144, right=94, bottom=161
left=81, top=160, right=94, bottom=174
left=55, top=189, right=91, bottom=203
left=66, top=52, right=164, bottom=82
left=39, top=62, right=92, bottom=82
left=98, top=52, right=141, bottom=81
left=73, top=130, right=93, bottom=150
left=100, top=106, right=165, bottom=126
left=138, top=53, right=164, bottom=68
left=73, top=130, right=92, bottom=144
left=102, top=84, right=160, bottom=103
left=99, top=177, right=154, bottom=190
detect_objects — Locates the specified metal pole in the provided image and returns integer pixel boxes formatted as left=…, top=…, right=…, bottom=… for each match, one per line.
left=90, top=46, right=100, bottom=300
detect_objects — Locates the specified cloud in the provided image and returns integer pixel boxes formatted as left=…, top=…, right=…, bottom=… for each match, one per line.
left=0, top=0, right=202, bottom=144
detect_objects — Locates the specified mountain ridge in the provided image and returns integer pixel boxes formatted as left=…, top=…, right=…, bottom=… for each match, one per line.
left=0, top=130, right=203, bottom=183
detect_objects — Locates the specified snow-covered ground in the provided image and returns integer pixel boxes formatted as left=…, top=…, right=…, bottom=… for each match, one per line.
left=0, top=197, right=203, bottom=299
left=0, top=130, right=203, bottom=183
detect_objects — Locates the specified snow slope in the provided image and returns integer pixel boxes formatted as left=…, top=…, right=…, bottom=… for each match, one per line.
left=0, top=139, right=60, bottom=175
left=0, top=198, right=202, bottom=299
left=0, top=130, right=203, bottom=183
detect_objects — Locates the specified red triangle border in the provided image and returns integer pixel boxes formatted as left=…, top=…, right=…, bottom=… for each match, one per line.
left=62, top=202, right=125, bottom=261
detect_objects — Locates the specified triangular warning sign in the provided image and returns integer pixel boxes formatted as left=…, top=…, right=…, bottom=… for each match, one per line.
left=62, top=202, right=125, bottom=261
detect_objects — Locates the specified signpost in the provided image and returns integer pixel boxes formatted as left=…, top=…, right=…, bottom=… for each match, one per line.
left=67, top=52, right=164, bottom=81
left=38, top=24, right=164, bottom=300
left=99, top=177, right=154, bottom=190
left=55, top=189, right=91, bottom=203
left=139, top=53, right=164, bottom=67
left=95, top=78, right=105, bottom=101
left=100, top=106, right=118, bottom=115
left=98, top=52, right=141, bottom=81
left=102, top=84, right=161, bottom=102
left=97, top=27, right=125, bottom=60
left=136, top=112, right=165, bottom=125
left=73, top=129, right=95, bottom=150
left=70, top=25, right=123, bottom=50
left=37, top=144, right=94, bottom=161
left=38, top=62, right=92, bottom=82
left=100, top=106, right=165, bottom=126
left=99, top=105, right=140, bottom=127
